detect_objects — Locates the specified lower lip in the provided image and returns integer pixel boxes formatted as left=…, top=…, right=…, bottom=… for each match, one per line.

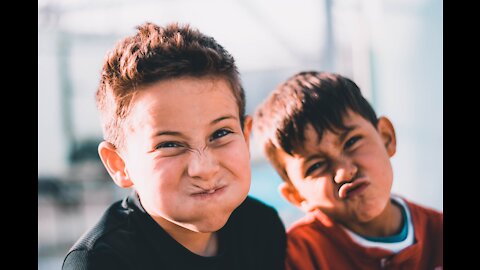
left=345, top=182, right=369, bottom=198
left=191, top=186, right=226, bottom=200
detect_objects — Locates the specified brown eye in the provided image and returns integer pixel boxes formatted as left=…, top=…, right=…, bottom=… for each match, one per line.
left=305, top=162, right=326, bottom=177
left=344, top=136, right=361, bottom=149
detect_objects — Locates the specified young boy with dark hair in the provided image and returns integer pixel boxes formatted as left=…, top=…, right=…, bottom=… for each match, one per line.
left=253, top=71, right=442, bottom=269
left=62, top=22, right=286, bottom=270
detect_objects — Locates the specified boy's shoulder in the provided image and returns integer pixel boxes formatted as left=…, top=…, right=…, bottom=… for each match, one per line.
left=402, top=197, right=442, bottom=216
left=400, top=196, right=443, bottom=229
left=285, top=208, right=334, bottom=239
left=67, top=196, right=133, bottom=252
left=62, top=194, right=143, bottom=269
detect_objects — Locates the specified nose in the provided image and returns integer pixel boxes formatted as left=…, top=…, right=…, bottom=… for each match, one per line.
left=187, top=148, right=220, bottom=180
left=333, top=158, right=358, bottom=184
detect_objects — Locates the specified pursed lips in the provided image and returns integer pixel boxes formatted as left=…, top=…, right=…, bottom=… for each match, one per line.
left=190, top=185, right=226, bottom=196
left=337, top=178, right=369, bottom=199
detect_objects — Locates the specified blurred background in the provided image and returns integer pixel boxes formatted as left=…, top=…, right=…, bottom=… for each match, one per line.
left=38, top=0, right=442, bottom=268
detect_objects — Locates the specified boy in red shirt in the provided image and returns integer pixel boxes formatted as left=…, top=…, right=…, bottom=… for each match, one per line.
left=253, top=71, right=443, bottom=269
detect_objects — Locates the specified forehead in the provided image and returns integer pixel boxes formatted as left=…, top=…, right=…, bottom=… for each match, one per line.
left=127, top=76, right=240, bottom=131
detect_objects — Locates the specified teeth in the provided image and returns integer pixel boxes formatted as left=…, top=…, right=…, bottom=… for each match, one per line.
left=207, top=189, right=215, bottom=194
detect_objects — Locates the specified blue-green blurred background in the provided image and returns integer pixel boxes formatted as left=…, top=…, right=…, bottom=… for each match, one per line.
left=38, top=0, right=442, bottom=268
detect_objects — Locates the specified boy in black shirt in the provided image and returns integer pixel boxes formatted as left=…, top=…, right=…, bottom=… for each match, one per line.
left=62, top=22, right=286, bottom=270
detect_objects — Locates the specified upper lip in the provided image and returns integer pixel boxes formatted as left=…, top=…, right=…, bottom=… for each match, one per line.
left=337, top=177, right=369, bottom=199
left=191, top=184, right=226, bottom=195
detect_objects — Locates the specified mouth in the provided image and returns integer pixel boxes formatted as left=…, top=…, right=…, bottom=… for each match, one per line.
left=338, top=178, right=369, bottom=199
left=191, top=185, right=227, bottom=199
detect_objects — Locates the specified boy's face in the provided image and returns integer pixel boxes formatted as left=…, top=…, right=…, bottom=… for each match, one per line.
left=279, top=110, right=396, bottom=224
left=114, top=76, right=251, bottom=233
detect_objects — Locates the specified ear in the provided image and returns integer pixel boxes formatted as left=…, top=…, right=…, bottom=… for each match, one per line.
left=242, top=115, right=253, bottom=148
left=278, top=182, right=306, bottom=209
left=376, top=116, right=397, bottom=157
left=98, top=141, right=133, bottom=188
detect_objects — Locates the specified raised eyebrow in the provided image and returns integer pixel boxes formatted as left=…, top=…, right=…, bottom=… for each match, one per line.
left=154, top=130, right=187, bottom=139
left=210, top=115, right=237, bottom=125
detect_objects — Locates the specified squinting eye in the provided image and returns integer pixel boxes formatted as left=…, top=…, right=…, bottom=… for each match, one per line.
left=155, top=141, right=182, bottom=149
left=210, top=129, right=232, bottom=141
left=305, top=162, right=325, bottom=177
left=344, top=136, right=361, bottom=149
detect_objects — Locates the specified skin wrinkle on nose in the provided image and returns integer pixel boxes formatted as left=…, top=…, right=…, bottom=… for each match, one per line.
left=188, top=143, right=211, bottom=161
left=187, top=140, right=210, bottom=154
left=188, top=145, right=223, bottom=193
left=187, top=144, right=218, bottom=179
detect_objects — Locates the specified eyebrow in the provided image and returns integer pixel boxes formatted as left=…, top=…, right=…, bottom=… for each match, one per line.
left=303, top=154, right=325, bottom=166
left=154, top=115, right=238, bottom=137
left=338, top=125, right=358, bottom=142
left=211, top=115, right=237, bottom=125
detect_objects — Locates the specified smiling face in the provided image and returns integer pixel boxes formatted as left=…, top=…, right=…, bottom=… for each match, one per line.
left=279, top=110, right=396, bottom=225
left=106, top=76, right=252, bottom=233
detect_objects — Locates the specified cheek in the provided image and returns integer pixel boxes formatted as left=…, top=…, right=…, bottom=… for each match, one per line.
left=296, top=179, right=334, bottom=205
left=379, top=160, right=394, bottom=191
left=140, top=157, right=187, bottom=213
left=357, top=146, right=391, bottom=172
left=135, top=157, right=184, bottom=194
left=356, top=148, right=394, bottom=192
left=217, top=141, right=251, bottom=180
left=151, top=156, right=185, bottom=176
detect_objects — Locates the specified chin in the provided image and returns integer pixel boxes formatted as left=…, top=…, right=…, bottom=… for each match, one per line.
left=186, top=192, right=248, bottom=233
left=356, top=204, right=386, bottom=223
left=189, top=214, right=231, bottom=233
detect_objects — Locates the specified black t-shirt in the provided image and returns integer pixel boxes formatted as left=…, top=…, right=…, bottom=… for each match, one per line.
left=62, top=191, right=286, bottom=270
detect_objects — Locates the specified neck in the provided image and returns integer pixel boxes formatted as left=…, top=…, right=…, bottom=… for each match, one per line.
left=346, top=199, right=403, bottom=238
left=153, top=216, right=219, bottom=257
left=176, top=230, right=218, bottom=257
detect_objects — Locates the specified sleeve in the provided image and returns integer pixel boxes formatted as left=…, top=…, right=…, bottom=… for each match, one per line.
left=62, top=248, right=131, bottom=270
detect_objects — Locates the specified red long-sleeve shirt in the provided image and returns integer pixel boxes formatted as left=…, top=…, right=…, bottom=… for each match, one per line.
left=285, top=198, right=443, bottom=270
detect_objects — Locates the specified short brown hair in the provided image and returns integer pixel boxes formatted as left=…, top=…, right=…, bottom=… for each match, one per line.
left=252, top=71, right=378, bottom=182
left=96, top=22, right=245, bottom=149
